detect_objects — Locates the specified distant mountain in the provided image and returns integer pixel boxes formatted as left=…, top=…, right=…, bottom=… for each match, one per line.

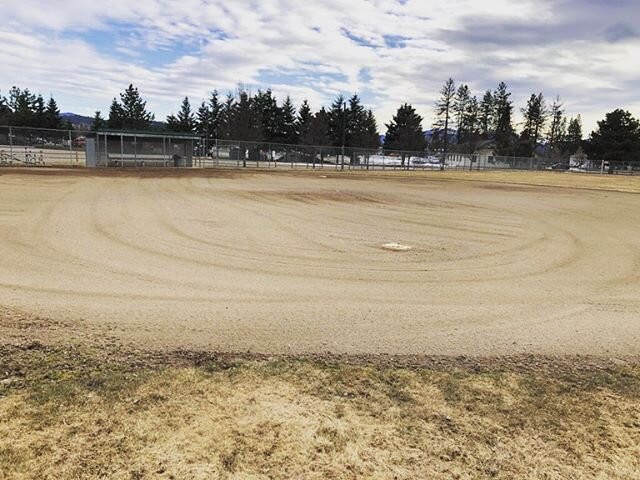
left=61, top=112, right=165, bottom=131
left=61, top=112, right=94, bottom=129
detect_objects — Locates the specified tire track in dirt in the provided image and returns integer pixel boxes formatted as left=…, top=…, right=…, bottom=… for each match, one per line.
left=1, top=170, right=639, bottom=356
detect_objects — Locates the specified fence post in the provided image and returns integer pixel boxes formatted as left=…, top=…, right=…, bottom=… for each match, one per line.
left=69, top=130, right=73, bottom=166
left=120, top=134, right=124, bottom=165
left=8, top=126, right=13, bottom=161
left=134, top=134, right=137, bottom=167
left=162, top=136, right=166, bottom=166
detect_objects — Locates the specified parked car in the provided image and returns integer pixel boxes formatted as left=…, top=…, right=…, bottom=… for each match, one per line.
left=546, top=162, right=570, bottom=171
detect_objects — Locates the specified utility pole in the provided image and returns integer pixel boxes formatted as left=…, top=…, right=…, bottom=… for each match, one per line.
left=341, top=100, right=346, bottom=170
left=442, top=112, right=449, bottom=171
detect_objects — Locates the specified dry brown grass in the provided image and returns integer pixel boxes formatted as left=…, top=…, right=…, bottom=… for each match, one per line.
left=1, top=345, right=639, bottom=479
left=415, top=169, right=640, bottom=194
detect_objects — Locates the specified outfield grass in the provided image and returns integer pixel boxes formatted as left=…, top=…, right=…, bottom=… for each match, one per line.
left=1, top=345, right=639, bottom=479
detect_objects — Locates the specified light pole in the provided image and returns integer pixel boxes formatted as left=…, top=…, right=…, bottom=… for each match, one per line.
left=341, top=100, right=346, bottom=170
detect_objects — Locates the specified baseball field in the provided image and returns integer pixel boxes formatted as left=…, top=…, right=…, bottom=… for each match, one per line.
left=1, top=168, right=639, bottom=479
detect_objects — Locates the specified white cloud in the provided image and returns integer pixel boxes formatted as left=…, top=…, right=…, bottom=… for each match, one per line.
left=1, top=0, right=639, bottom=132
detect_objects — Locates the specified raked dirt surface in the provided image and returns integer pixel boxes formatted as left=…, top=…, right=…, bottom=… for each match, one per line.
left=1, top=168, right=639, bottom=357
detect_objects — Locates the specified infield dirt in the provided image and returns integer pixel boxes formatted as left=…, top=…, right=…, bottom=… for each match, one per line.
left=1, top=168, right=639, bottom=358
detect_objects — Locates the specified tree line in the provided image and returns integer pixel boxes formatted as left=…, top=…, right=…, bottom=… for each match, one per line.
left=4, top=82, right=640, bottom=162
left=95, top=84, right=381, bottom=150
left=95, top=82, right=592, bottom=159
left=431, top=78, right=585, bottom=158
left=0, top=87, right=67, bottom=129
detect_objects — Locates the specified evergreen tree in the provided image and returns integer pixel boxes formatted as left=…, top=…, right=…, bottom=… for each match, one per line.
left=9, top=87, right=35, bottom=126
left=479, top=90, right=494, bottom=139
left=565, top=115, right=583, bottom=154
left=228, top=87, right=257, bottom=142
left=0, top=91, right=11, bottom=125
left=363, top=109, right=380, bottom=149
left=519, top=93, right=548, bottom=157
left=196, top=101, right=211, bottom=137
left=218, top=92, right=235, bottom=139
left=118, top=84, right=154, bottom=130
left=165, top=114, right=180, bottom=131
left=44, top=96, right=63, bottom=129
left=384, top=103, right=426, bottom=152
left=296, top=100, right=314, bottom=145
left=588, top=109, right=640, bottom=162
left=547, top=96, right=566, bottom=158
left=493, top=82, right=515, bottom=155
left=346, top=94, right=369, bottom=147
left=107, top=98, right=124, bottom=129
left=33, top=95, right=46, bottom=128
left=328, top=95, right=347, bottom=147
left=166, top=97, right=195, bottom=132
left=453, top=84, right=471, bottom=145
left=310, top=107, right=331, bottom=146
left=463, top=96, right=481, bottom=151
left=196, top=91, right=222, bottom=139
left=252, top=89, right=280, bottom=142
left=92, top=111, right=106, bottom=131
left=278, top=96, right=298, bottom=144
left=433, top=78, right=456, bottom=161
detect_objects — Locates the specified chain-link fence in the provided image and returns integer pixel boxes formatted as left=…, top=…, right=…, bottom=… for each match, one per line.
left=2, top=125, right=639, bottom=174
left=0, top=126, right=86, bottom=167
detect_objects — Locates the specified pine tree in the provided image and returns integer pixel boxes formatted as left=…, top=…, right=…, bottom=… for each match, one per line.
left=479, top=90, right=494, bottom=139
left=519, top=93, right=548, bottom=157
left=196, top=101, right=210, bottom=137
left=44, top=97, right=63, bottom=129
left=433, top=78, right=456, bottom=160
left=493, top=82, right=515, bottom=155
left=588, top=110, right=640, bottom=162
left=165, top=114, right=180, bottom=131
left=384, top=103, right=426, bottom=152
left=328, top=95, right=347, bottom=147
left=229, top=87, right=257, bottom=142
left=33, top=95, right=47, bottom=128
left=92, top=111, right=106, bottom=131
left=547, top=96, right=566, bottom=158
left=166, top=97, right=195, bottom=133
left=218, top=93, right=235, bottom=139
left=296, top=100, right=314, bottom=145
left=0, top=91, right=11, bottom=125
left=453, top=84, right=471, bottom=145
left=278, top=96, right=298, bottom=144
left=463, top=96, right=481, bottom=151
left=9, top=87, right=35, bottom=127
left=346, top=94, right=367, bottom=147
left=196, top=91, right=222, bottom=139
left=310, top=107, right=331, bottom=146
left=253, top=89, right=280, bottom=143
left=363, top=109, right=380, bottom=149
left=118, top=84, right=154, bottom=130
left=565, top=116, right=583, bottom=154
left=107, top=98, right=124, bottom=129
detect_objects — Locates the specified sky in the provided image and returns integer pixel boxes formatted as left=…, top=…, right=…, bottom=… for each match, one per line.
left=1, top=0, right=639, bottom=133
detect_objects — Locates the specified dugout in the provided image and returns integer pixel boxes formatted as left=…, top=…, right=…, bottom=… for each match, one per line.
left=85, top=130, right=198, bottom=168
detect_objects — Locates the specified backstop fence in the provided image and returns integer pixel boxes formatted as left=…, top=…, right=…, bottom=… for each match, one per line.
left=1, top=125, right=638, bottom=175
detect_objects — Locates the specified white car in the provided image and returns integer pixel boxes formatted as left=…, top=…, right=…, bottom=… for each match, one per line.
left=409, top=156, right=442, bottom=167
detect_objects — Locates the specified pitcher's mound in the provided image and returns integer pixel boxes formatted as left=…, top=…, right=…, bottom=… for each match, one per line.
left=382, top=243, right=413, bottom=252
